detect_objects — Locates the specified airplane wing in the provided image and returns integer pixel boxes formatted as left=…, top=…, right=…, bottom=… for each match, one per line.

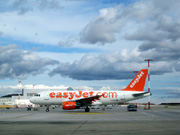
left=74, top=95, right=102, bottom=107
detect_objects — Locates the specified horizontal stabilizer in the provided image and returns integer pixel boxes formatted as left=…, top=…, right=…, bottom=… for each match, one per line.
left=133, top=92, right=151, bottom=97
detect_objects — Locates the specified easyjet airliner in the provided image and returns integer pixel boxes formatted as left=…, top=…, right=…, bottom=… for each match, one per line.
left=30, top=69, right=151, bottom=112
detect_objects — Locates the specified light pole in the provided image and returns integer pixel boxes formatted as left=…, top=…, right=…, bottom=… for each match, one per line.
left=33, top=85, right=35, bottom=97
left=144, top=59, right=153, bottom=109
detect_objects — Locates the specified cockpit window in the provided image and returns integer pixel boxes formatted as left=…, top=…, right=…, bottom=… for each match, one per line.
left=35, top=94, right=40, bottom=97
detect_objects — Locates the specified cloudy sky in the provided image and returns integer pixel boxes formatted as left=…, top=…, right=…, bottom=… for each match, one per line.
left=0, top=0, right=180, bottom=104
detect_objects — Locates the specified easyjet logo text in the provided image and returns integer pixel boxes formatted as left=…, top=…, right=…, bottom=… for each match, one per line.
left=130, top=71, right=144, bottom=88
left=49, top=91, right=117, bottom=100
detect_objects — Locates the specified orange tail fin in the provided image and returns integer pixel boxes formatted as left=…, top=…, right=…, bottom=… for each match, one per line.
left=122, top=69, right=148, bottom=92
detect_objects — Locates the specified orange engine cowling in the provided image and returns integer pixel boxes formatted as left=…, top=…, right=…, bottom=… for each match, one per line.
left=62, top=101, right=80, bottom=110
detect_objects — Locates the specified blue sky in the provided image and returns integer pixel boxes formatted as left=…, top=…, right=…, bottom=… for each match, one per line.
left=0, top=0, right=180, bottom=104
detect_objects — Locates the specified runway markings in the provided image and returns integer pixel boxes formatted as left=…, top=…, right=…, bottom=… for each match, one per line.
left=8, top=114, right=34, bottom=120
left=65, top=112, right=104, bottom=114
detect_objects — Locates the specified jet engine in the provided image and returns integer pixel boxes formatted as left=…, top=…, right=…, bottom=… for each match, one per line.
left=62, top=101, right=80, bottom=110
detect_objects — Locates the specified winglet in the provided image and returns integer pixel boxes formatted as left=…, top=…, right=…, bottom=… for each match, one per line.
left=122, top=69, right=148, bottom=92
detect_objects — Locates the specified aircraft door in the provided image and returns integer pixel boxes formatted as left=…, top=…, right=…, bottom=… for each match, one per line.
left=120, top=92, right=125, bottom=100
left=44, top=92, right=49, bottom=100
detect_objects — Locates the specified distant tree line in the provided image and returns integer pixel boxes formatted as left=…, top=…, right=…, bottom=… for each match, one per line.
left=160, top=103, right=180, bottom=106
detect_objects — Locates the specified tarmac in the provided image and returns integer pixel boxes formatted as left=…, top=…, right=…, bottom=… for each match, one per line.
left=0, top=105, right=180, bottom=135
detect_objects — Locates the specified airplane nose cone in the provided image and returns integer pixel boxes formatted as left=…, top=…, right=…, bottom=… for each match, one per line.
left=30, top=98, right=34, bottom=103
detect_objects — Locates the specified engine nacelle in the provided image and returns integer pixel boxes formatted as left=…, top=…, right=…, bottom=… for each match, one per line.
left=62, top=101, right=80, bottom=110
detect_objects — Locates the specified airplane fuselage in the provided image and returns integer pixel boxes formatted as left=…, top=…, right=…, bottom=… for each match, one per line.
left=30, top=90, right=150, bottom=105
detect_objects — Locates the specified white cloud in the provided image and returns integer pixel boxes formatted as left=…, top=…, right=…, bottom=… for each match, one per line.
left=80, top=6, right=122, bottom=44
left=49, top=49, right=143, bottom=80
left=0, top=0, right=93, bottom=46
left=0, top=0, right=63, bottom=15
left=0, top=45, right=59, bottom=79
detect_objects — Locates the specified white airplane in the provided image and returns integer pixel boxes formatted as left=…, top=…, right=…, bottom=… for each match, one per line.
left=30, top=69, right=151, bottom=112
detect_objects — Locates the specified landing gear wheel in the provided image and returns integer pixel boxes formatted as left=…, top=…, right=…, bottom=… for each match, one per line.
left=46, top=106, right=49, bottom=112
left=85, top=107, right=90, bottom=112
left=46, top=109, right=49, bottom=112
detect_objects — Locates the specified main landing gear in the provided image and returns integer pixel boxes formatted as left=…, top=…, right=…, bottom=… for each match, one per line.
left=85, top=107, right=90, bottom=112
left=46, top=106, right=49, bottom=112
